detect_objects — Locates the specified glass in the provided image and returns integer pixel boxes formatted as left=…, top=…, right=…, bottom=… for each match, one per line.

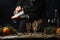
left=32, top=21, right=38, bottom=33
left=26, top=23, right=31, bottom=33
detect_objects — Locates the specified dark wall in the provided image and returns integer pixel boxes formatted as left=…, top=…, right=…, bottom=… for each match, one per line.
left=0, top=0, right=59, bottom=25
left=46, top=0, right=58, bottom=18
left=29, top=0, right=47, bottom=22
left=0, top=0, right=18, bottom=25
left=0, top=0, right=46, bottom=25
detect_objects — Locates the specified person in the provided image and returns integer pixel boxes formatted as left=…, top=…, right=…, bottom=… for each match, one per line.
left=12, top=0, right=46, bottom=32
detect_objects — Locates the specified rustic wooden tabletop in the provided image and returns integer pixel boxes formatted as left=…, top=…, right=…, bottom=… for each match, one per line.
left=0, top=33, right=60, bottom=39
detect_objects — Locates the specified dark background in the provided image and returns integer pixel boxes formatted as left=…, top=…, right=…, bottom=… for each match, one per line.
left=0, top=0, right=59, bottom=25
left=0, top=0, right=18, bottom=25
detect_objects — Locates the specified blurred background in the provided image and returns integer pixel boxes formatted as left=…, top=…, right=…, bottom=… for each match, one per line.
left=0, top=0, right=59, bottom=25
left=0, top=0, right=59, bottom=33
left=0, top=0, right=18, bottom=25
left=0, top=0, right=60, bottom=39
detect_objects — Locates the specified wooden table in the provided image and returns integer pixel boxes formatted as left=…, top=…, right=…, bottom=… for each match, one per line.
left=0, top=33, right=60, bottom=40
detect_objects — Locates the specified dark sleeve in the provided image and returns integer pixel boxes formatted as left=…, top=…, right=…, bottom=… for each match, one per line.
left=16, top=0, right=23, bottom=7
